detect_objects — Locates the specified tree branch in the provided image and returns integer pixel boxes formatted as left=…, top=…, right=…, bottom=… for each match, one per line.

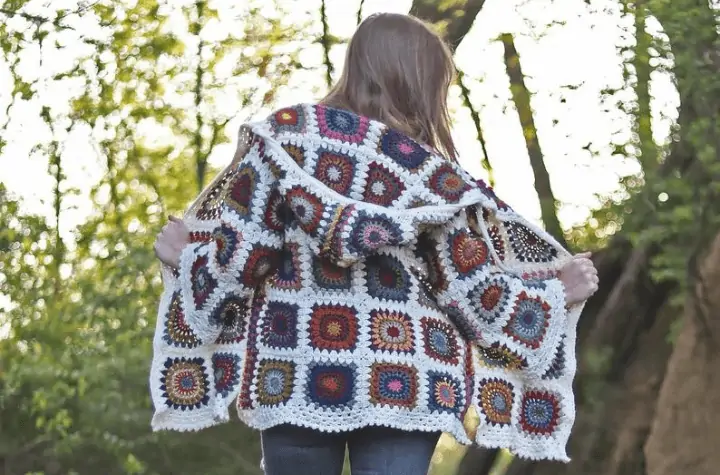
left=0, top=7, right=52, bottom=25
left=0, top=2, right=99, bottom=30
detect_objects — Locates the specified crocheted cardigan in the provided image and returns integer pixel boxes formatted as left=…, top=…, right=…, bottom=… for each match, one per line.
left=149, top=103, right=583, bottom=462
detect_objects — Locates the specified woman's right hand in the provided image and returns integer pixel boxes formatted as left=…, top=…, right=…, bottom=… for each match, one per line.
left=558, top=252, right=599, bottom=306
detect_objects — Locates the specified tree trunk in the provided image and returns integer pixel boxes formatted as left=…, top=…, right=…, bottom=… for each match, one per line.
left=409, top=0, right=487, bottom=51
left=320, top=0, right=334, bottom=88
left=457, top=69, right=495, bottom=185
left=500, top=34, right=566, bottom=247
left=626, top=0, right=658, bottom=172
left=644, top=232, right=720, bottom=475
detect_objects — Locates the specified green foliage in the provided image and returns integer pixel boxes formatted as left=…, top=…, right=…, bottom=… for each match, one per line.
left=569, top=0, right=720, bottom=305
left=0, top=0, right=309, bottom=473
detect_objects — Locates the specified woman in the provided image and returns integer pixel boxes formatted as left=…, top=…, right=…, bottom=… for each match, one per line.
left=151, top=13, right=598, bottom=475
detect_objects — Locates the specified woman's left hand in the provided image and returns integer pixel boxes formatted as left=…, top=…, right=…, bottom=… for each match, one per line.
left=154, top=216, right=190, bottom=268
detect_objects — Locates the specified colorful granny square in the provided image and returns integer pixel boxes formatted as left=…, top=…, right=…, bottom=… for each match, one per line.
left=505, top=221, right=558, bottom=263
left=286, top=186, right=325, bottom=236
left=306, top=362, right=356, bottom=408
left=270, top=105, right=306, bottom=135
left=369, top=309, right=415, bottom=354
left=378, top=129, right=429, bottom=172
left=503, top=291, right=551, bottom=349
left=520, top=390, right=560, bottom=436
left=478, top=378, right=515, bottom=427
left=349, top=213, right=403, bottom=255
left=429, top=163, right=471, bottom=203
left=209, top=294, right=248, bottom=340
left=163, top=292, right=201, bottom=348
left=467, top=276, right=512, bottom=324
left=369, top=363, right=418, bottom=408
left=427, top=371, right=464, bottom=416
left=241, top=246, right=279, bottom=288
left=213, top=223, right=243, bottom=269
left=364, top=254, right=412, bottom=302
left=362, top=162, right=405, bottom=206
left=309, top=304, right=359, bottom=352
left=477, top=343, right=528, bottom=371
left=256, top=359, right=296, bottom=407
left=488, top=225, right=506, bottom=261
left=314, top=147, right=357, bottom=196
left=420, top=317, right=460, bottom=365
left=160, top=357, right=210, bottom=410
left=315, top=105, right=369, bottom=144
left=190, top=253, right=217, bottom=309
left=226, top=164, right=258, bottom=220
left=212, top=352, right=241, bottom=398
left=282, top=143, right=307, bottom=167
left=261, top=301, right=299, bottom=349
left=542, top=338, right=566, bottom=380
left=312, top=256, right=353, bottom=290
left=273, top=244, right=303, bottom=291
left=264, top=187, right=287, bottom=233
left=448, top=229, right=490, bottom=277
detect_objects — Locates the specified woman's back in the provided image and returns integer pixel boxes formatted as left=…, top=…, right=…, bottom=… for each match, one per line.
left=151, top=102, right=579, bottom=462
left=149, top=13, right=594, bottom=474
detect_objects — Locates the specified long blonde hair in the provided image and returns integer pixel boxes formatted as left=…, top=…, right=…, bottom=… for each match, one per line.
left=322, top=13, right=458, bottom=160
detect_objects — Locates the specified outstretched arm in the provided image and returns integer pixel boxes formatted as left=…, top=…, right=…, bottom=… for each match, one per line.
left=171, top=135, right=284, bottom=343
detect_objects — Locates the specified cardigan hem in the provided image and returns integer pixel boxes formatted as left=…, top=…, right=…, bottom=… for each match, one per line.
left=237, top=406, right=474, bottom=446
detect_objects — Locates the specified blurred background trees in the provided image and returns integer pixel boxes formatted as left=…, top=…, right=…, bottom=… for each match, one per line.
left=1, top=0, right=718, bottom=474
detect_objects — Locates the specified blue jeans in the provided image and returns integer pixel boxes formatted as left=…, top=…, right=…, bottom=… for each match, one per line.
left=261, top=424, right=440, bottom=475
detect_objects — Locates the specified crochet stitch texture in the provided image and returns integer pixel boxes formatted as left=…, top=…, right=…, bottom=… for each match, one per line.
left=149, top=103, right=584, bottom=462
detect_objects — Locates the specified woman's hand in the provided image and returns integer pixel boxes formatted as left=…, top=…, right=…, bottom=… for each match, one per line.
left=154, top=216, right=190, bottom=269
left=558, top=252, right=599, bottom=306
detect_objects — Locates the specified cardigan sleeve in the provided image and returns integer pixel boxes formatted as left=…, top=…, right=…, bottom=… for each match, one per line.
left=175, top=136, right=284, bottom=343
left=416, top=206, right=574, bottom=378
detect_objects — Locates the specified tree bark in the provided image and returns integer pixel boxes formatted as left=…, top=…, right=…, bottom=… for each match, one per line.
left=644, top=232, right=720, bottom=475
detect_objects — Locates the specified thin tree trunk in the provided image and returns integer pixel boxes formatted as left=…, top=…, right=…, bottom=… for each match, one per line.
left=628, top=0, right=658, bottom=173
left=500, top=33, right=566, bottom=247
left=457, top=68, right=495, bottom=185
left=356, top=0, right=365, bottom=25
left=320, top=0, right=333, bottom=89
left=193, top=0, right=207, bottom=192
